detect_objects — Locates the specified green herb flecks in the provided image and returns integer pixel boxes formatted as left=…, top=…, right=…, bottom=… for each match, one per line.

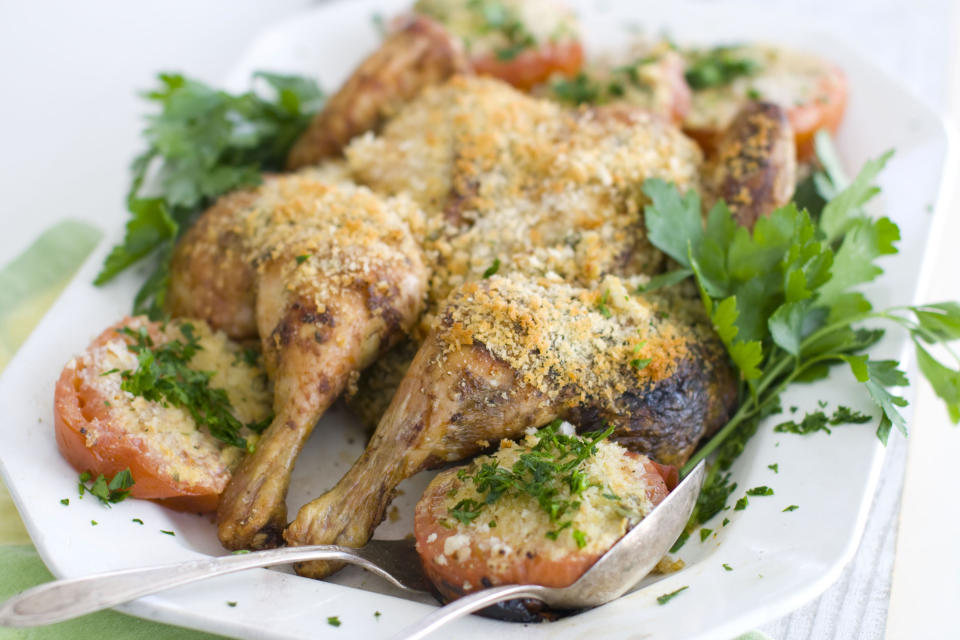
left=60, top=498, right=69, bottom=506
left=327, top=616, right=341, bottom=627
left=118, top=323, right=267, bottom=449
left=596, top=290, right=612, bottom=318
left=132, top=518, right=144, bottom=525
left=78, top=469, right=135, bottom=507
left=699, top=528, right=713, bottom=542
left=656, top=585, right=689, bottom=605
left=722, top=563, right=733, bottom=571
left=767, top=463, right=779, bottom=473
left=684, top=46, right=760, bottom=90
left=746, top=486, right=773, bottom=497
left=450, top=421, right=616, bottom=546
left=783, top=505, right=799, bottom=512
left=95, top=71, right=325, bottom=318
left=482, top=258, right=501, bottom=278
left=161, top=530, right=176, bottom=536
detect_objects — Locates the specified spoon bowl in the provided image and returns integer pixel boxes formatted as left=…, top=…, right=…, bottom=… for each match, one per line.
left=389, top=459, right=705, bottom=640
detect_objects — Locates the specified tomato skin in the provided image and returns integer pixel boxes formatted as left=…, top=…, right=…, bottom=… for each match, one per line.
left=471, top=40, right=583, bottom=91
left=788, top=65, right=847, bottom=162
left=53, top=319, right=228, bottom=513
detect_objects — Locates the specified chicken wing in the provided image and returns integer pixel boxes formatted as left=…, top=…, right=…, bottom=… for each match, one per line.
left=286, top=15, right=469, bottom=169
left=701, top=101, right=797, bottom=229
left=285, top=273, right=735, bottom=577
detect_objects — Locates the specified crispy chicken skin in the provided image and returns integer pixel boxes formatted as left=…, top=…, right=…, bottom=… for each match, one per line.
left=167, top=188, right=260, bottom=340
left=284, top=273, right=735, bottom=577
left=701, top=101, right=797, bottom=229
left=165, top=172, right=428, bottom=549
left=286, top=15, right=469, bottom=169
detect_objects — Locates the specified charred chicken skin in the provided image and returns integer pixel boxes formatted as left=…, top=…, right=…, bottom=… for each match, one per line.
left=284, top=273, right=736, bottom=577
left=167, top=172, right=428, bottom=549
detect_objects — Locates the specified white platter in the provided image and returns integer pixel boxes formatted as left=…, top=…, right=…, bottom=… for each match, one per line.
left=0, top=1, right=950, bottom=639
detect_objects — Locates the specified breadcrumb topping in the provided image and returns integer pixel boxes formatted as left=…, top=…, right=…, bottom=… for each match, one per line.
left=346, top=76, right=702, bottom=336
left=435, top=272, right=698, bottom=407
left=73, top=317, right=272, bottom=488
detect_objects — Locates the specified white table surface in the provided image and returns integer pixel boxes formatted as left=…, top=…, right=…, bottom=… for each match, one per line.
left=1, top=1, right=956, bottom=638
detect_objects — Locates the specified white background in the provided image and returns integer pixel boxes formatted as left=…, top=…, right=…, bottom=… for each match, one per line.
left=0, top=1, right=956, bottom=638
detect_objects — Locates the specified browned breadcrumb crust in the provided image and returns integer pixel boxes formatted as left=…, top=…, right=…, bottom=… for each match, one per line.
left=346, top=75, right=703, bottom=335
left=436, top=273, right=699, bottom=408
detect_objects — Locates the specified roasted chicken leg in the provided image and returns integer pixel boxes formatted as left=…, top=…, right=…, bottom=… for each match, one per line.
left=167, top=172, right=428, bottom=549
left=284, top=273, right=736, bottom=577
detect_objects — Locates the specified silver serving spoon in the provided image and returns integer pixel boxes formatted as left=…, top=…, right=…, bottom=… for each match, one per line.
left=389, top=460, right=705, bottom=640
left=0, top=539, right=430, bottom=627
left=0, top=461, right=702, bottom=630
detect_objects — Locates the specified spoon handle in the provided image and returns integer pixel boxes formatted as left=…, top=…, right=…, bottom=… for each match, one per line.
left=0, top=545, right=366, bottom=627
left=389, top=584, right=551, bottom=640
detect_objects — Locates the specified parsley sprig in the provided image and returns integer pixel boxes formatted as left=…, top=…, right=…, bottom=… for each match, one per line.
left=647, top=131, right=960, bottom=547
left=118, top=323, right=269, bottom=449
left=450, top=421, right=616, bottom=543
left=94, top=72, right=325, bottom=318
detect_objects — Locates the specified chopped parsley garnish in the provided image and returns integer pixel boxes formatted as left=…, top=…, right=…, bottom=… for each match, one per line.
left=699, top=528, right=713, bottom=542
left=132, top=518, right=144, bottom=525
left=722, top=563, right=733, bottom=571
left=374, top=611, right=382, bottom=619
left=550, top=58, right=655, bottom=106
left=463, top=0, right=537, bottom=61
left=746, top=486, right=774, bottom=497
left=94, top=71, right=325, bottom=318
left=227, top=601, right=237, bottom=607
left=684, top=46, right=760, bottom=89
left=831, top=406, right=872, bottom=424
left=783, top=505, right=799, bottom=512
left=767, top=463, right=779, bottom=473
left=734, top=497, right=749, bottom=511
left=774, top=411, right=831, bottom=435
left=117, top=323, right=268, bottom=449
left=572, top=529, right=587, bottom=549
left=656, top=585, right=689, bottom=605
left=776, top=405, right=874, bottom=436
left=91, top=520, right=98, bottom=526
left=100, top=368, right=119, bottom=376
left=295, top=254, right=311, bottom=265
left=60, top=498, right=69, bottom=506
left=231, top=549, right=251, bottom=554
left=450, top=421, right=616, bottom=546
left=551, top=73, right=602, bottom=105
left=161, top=530, right=176, bottom=536
left=78, top=469, right=135, bottom=506
left=327, top=616, right=341, bottom=627
left=721, top=517, right=730, bottom=527
left=482, top=258, right=501, bottom=278
left=449, top=499, right=483, bottom=525
left=596, top=290, right=612, bottom=318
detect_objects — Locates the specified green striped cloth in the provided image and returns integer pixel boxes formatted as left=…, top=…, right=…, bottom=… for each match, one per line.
left=0, top=221, right=222, bottom=640
left=0, top=221, right=771, bottom=640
